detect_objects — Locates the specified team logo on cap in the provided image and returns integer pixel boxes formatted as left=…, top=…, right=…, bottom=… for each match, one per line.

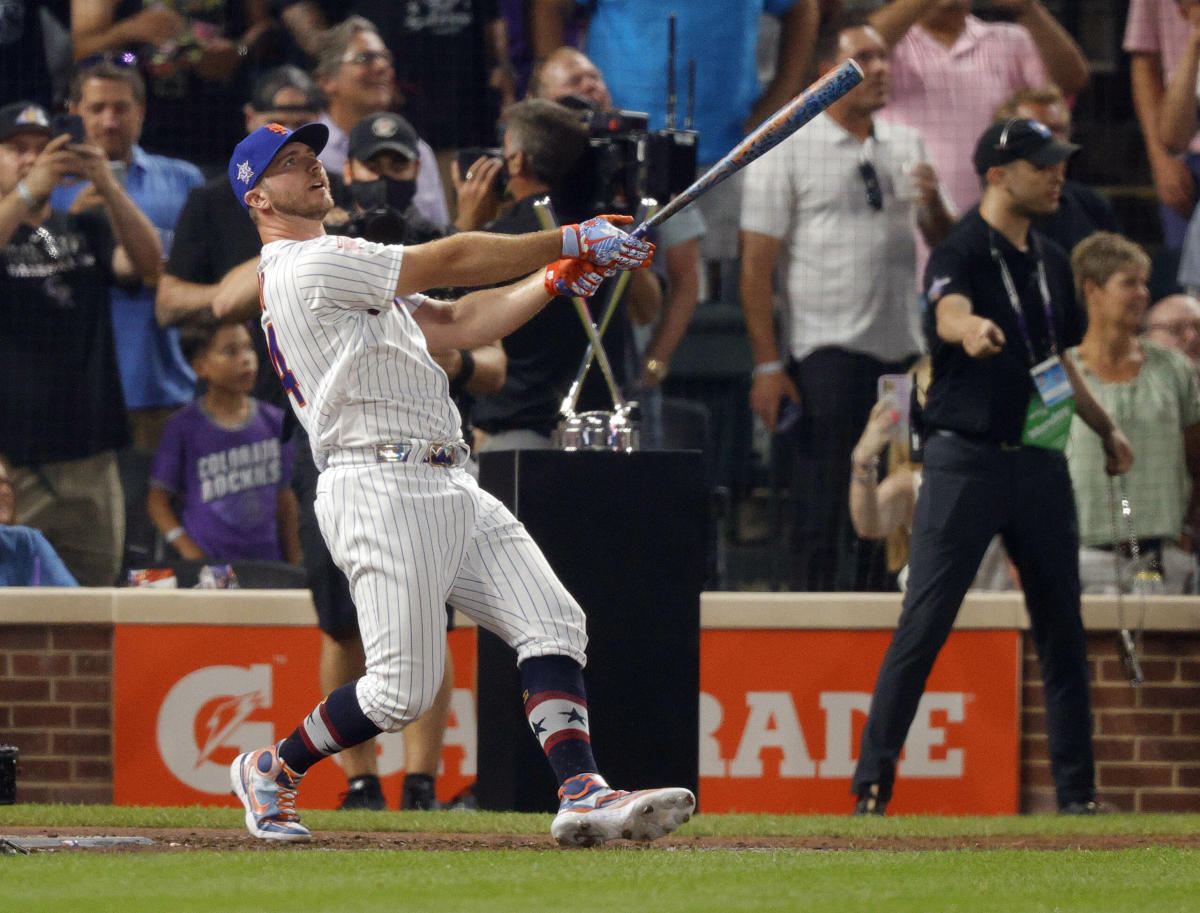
left=236, top=161, right=255, bottom=186
left=15, top=105, right=49, bottom=128
left=1028, top=120, right=1051, bottom=139
left=372, top=117, right=399, bottom=138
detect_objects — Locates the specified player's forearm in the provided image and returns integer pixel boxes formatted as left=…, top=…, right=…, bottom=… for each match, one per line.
left=399, top=230, right=561, bottom=295
left=418, top=273, right=552, bottom=352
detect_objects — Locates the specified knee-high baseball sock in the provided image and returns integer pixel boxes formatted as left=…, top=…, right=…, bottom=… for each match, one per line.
left=277, top=681, right=384, bottom=775
left=520, top=655, right=598, bottom=784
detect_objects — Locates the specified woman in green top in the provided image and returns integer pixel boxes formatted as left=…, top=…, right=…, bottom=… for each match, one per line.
left=1068, top=233, right=1200, bottom=593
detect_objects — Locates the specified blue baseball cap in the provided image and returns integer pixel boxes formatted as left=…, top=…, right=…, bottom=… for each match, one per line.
left=228, top=121, right=329, bottom=209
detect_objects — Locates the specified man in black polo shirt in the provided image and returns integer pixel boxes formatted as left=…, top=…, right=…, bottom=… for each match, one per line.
left=850, top=119, right=1135, bottom=817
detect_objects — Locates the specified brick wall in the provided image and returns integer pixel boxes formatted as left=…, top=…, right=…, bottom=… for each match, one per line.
left=1021, top=631, right=1200, bottom=813
left=0, top=624, right=113, bottom=804
left=3, top=620, right=1199, bottom=810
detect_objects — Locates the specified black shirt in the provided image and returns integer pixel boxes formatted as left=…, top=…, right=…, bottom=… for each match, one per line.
left=1032, top=180, right=1121, bottom=257
left=0, top=209, right=128, bottom=465
left=472, top=195, right=635, bottom=438
left=922, top=208, right=1086, bottom=444
left=0, top=1, right=55, bottom=108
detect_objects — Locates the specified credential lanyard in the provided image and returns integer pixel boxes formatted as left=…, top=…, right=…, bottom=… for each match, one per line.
left=989, top=228, right=1058, bottom=366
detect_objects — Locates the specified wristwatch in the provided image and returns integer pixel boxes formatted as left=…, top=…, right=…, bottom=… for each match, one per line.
left=644, top=357, right=668, bottom=383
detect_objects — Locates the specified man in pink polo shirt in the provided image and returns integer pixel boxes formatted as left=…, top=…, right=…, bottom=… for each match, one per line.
left=1125, top=0, right=1200, bottom=254
left=869, top=0, right=1088, bottom=215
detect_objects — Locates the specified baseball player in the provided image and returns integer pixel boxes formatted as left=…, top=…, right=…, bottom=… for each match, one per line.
left=226, top=121, right=695, bottom=846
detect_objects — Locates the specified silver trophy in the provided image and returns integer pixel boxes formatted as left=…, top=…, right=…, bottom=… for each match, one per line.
left=532, top=196, right=658, bottom=452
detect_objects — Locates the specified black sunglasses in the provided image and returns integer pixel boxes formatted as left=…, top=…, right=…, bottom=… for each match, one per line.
left=858, top=160, right=883, bottom=211
left=77, top=50, right=139, bottom=70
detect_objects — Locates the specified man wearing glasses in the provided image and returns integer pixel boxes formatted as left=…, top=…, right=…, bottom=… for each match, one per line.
left=312, top=16, right=449, bottom=226
left=739, top=16, right=952, bottom=592
left=1145, top=294, right=1200, bottom=373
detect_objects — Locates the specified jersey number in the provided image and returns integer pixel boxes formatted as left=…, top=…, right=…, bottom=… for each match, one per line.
left=266, top=322, right=307, bottom=407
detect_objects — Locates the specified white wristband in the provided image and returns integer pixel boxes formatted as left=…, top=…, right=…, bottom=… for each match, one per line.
left=164, top=526, right=186, bottom=544
left=15, top=180, right=36, bottom=210
left=752, top=360, right=784, bottom=378
left=560, top=225, right=580, bottom=258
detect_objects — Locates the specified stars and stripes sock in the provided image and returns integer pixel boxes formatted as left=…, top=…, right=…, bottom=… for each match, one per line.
left=520, top=655, right=599, bottom=784
left=277, top=681, right=384, bottom=775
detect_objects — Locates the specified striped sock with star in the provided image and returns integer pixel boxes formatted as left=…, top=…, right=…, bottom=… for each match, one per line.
left=520, top=655, right=599, bottom=784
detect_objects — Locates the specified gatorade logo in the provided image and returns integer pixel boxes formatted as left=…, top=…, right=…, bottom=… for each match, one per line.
left=156, top=665, right=275, bottom=794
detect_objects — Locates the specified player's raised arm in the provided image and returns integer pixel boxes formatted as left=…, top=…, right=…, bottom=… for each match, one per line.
left=406, top=258, right=607, bottom=352
left=395, top=216, right=654, bottom=299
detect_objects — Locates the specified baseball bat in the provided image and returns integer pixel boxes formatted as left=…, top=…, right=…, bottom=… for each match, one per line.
left=532, top=196, right=627, bottom=412
left=630, top=58, right=864, bottom=239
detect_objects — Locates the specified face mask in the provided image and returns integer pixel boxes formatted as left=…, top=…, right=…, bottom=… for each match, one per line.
left=349, top=175, right=417, bottom=213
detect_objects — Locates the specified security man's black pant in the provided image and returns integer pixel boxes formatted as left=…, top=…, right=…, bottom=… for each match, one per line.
left=851, top=431, right=1095, bottom=809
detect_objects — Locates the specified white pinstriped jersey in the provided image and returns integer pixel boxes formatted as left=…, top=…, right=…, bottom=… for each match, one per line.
left=257, top=235, right=462, bottom=466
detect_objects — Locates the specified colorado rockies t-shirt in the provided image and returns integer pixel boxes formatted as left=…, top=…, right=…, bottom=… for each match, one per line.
left=150, top=399, right=295, bottom=561
left=0, top=208, right=128, bottom=466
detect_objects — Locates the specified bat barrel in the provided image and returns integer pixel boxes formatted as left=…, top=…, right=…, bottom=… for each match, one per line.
left=630, top=59, right=863, bottom=239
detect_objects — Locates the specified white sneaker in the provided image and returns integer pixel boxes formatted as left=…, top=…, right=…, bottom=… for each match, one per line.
left=230, top=744, right=311, bottom=841
left=550, top=773, right=695, bottom=848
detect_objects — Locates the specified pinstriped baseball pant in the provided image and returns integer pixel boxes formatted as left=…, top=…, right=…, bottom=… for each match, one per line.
left=315, top=460, right=589, bottom=732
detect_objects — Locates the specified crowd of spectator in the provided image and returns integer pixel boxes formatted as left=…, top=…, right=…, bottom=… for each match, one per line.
left=3, top=0, right=1200, bottom=604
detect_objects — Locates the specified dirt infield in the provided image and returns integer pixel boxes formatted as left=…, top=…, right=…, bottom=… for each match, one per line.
left=5, top=826, right=1200, bottom=853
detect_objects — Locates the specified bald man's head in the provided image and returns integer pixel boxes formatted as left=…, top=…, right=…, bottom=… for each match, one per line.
left=1145, top=294, right=1200, bottom=364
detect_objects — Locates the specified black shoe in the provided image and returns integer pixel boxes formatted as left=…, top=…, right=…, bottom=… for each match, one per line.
left=853, top=784, right=887, bottom=816
left=442, top=785, right=478, bottom=812
left=400, top=773, right=438, bottom=810
left=338, top=774, right=387, bottom=811
left=1059, top=800, right=1104, bottom=815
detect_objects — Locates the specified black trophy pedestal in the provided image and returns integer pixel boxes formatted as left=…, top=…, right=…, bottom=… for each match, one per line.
left=474, top=449, right=706, bottom=812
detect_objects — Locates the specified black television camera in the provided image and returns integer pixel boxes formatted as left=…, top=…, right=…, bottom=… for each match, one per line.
left=568, top=102, right=697, bottom=216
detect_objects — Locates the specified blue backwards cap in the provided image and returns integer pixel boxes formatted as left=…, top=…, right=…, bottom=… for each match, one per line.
left=229, top=121, right=329, bottom=209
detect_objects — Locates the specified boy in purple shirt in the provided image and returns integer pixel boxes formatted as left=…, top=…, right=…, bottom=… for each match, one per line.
left=149, top=323, right=301, bottom=564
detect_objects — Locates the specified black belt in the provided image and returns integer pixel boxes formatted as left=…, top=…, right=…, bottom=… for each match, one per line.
left=934, top=429, right=1024, bottom=451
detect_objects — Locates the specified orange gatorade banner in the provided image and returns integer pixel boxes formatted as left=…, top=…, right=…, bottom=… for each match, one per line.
left=113, top=626, right=1018, bottom=814
left=113, top=625, right=478, bottom=808
left=699, top=630, right=1021, bottom=815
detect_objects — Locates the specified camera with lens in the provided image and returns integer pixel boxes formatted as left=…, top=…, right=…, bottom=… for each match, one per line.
left=456, top=147, right=509, bottom=188
left=561, top=98, right=697, bottom=215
